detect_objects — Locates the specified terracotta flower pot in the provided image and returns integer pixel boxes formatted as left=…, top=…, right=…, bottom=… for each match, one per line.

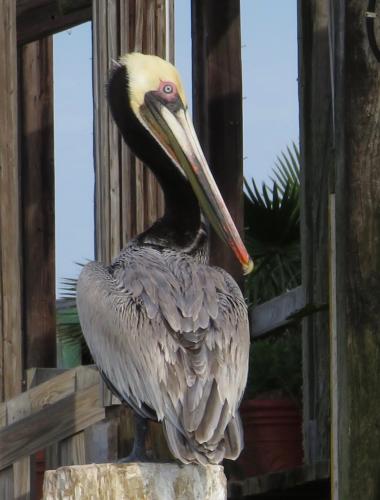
left=237, top=398, right=303, bottom=477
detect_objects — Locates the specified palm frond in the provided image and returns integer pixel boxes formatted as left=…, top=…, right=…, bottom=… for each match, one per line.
left=56, top=266, right=93, bottom=365
left=271, top=142, right=300, bottom=194
left=244, top=143, right=301, bottom=306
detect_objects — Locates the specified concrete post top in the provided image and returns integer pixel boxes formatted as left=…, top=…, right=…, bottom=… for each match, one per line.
left=43, top=462, right=227, bottom=500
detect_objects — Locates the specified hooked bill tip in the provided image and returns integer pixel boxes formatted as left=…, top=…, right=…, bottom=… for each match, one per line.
left=243, top=257, right=254, bottom=275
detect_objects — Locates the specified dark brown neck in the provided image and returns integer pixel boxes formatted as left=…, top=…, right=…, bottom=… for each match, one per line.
left=108, top=64, right=203, bottom=250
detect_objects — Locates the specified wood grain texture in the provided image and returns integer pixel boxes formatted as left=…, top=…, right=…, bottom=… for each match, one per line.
left=329, top=194, right=338, bottom=499
left=0, top=384, right=105, bottom=470
left=0, top=404, right=6, bottom=427
left=0, top=366, right=99, bottom=429
left=0, top=467, right=13, bottom=500
left=191, top=0, right=244, bottom=284
left=297, top=0, right=333, bottom=464
left=26, top=367, right=67, bottom=388
left=332, top=1, right=380, bottom=498
left=93, top=0, right=173, bottom=264
left=17, top=0, right=92, bottom=45
left=0, top=0, right=23, bottom=401
left=84, top=419, right=119, bottom=463
left=43, top=463, right=226, bottom=500
left=116, top=405, right=173, bottom=462
left=19, top=37, right=56, bottom=369
left=59, top=432, right=86, bottom=467
left=13, top=456, right=31, bottom=500
left=250, top=286, right=305, bottom=339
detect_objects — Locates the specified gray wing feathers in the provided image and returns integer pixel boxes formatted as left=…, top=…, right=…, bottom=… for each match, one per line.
left=76, top=247, right=249, bottom=464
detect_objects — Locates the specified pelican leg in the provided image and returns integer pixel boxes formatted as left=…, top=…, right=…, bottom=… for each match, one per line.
left=118, top=412, right=150, bottom=463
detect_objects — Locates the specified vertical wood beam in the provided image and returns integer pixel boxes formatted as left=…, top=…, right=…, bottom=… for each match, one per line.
left=191, top=0, right=244, bottom=283
left=297, top=0, right=332, bottom=464
left=332, top=1, right=380, bottom=498
left=93, top=0, right=173, bottom=263
left=19, top=37, right=56, bottom=369
left=0, top=0, right=23, bottom=400
left=0, top=467, right=14, bottom=500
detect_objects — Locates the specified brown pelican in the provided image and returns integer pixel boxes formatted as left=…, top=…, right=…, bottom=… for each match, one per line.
left=77, top=53, right=253, bottom=465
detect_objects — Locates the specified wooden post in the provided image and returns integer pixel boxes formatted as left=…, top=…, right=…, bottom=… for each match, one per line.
left=43, top=463, right=226, bottom=499
left=19, top=37, right=56, bottom=369
left=330, top=1, right=380, bottom=498
left=16, top=0, right=92, bottom=45
left=92, top=0, right=173, bottom=264
left=297, top=0, right=333, bottom=464
left=191, top=0, right=244, bottom=283
left=0, top=0, right=23, bottom=401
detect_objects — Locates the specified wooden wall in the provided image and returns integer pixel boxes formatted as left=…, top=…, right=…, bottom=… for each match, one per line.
left=191, top=0, right=244, bottom=284
left=93, top=0, right=174, bottom=263
left=331, top=1, right=380, bottom=498
left=298, top=0, right=332, bottom=465
left=19, top=38, right=56, bottom=370
left=0, top=0, right=23, bottom=402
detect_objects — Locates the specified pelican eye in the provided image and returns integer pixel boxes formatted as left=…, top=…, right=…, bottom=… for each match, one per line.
left=163, top=84, right=174, bottom=94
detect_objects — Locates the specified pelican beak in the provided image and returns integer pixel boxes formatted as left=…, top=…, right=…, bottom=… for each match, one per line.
left=140, top=95, right=253, bottom=275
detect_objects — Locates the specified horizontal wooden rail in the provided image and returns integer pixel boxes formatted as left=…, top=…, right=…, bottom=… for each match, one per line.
left=0, top=365, right=99, bottom=428
left=0, top=384, right=105, bottom=470
left=250, top=286, right=305, bottom=339
left=17, top=0, right=92, bottom=45
left=0, top=366, right=105, bottom=470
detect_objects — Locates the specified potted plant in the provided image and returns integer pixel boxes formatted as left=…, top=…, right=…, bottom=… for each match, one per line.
left=236, top=144, right=304, bottom=477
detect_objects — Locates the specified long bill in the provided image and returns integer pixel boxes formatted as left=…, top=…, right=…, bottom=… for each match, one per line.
left=140, top=96, right=254, bottom=275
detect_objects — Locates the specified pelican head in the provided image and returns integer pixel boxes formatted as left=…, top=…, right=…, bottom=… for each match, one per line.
left=108, top=52, right=253, bottom=275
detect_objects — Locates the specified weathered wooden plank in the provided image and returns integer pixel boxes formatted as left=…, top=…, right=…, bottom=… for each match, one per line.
left=115, top=406, right=173, bottom=462
left=75, top=365, right=99, bottom=391
left=27, top=367, right=68, bottom=388
left=13, top=456, right=31, bottom=500
left=329, top=194, right=338, bottom=500
left=0, top=404, right=6, bottom=427
left=84, top=419, right=119, bottom=463
left=0, top=366, right=98, bottom=430
left=298, top=0, right=333, bottom=465
left=0, top=384, right=105, bottom=470
left=133, top=1, right=146, bottom=238
left=59, top=432, right=86, bottom=466
left=155, top=0, right=169, bottom=218
left=166, top=0, right=174, bottom=62
left=43, top=463, right=226, bottom=500
left=19, top=37, right=56, bottom=369
left=108, top=0, right=122, bottom=259
left=191, top=0, right=244, bottom=284
left=0, top=0, right=23, bottom=401
left=332, top=1, right=380, bottom=498
left=93, top=0, right=174, bottom=262
left=250, top=287, right=305, bottom=339
left=45, top=443, right=59, bottom=471
left=4, top=369, right=76, bottom=427
left=17, top=0, right=92, bottom=45
left=143, top=0, right=157, bottom=229
left=0, top=466, right=13, bottom=499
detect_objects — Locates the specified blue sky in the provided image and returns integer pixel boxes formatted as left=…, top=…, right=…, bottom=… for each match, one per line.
left=54, top=1, right=298, bottom=295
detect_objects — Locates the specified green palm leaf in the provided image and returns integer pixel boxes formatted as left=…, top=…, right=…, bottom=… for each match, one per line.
left=244, top=143, right=301, bottom=306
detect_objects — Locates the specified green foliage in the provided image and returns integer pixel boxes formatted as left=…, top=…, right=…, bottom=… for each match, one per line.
left=56, top=274, right=93, bottom=366
left=244, top=330, right=302, bottom=403
left=244, top=143, right=302, bottom=401
left=244, top=142, right=301, bottom=306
